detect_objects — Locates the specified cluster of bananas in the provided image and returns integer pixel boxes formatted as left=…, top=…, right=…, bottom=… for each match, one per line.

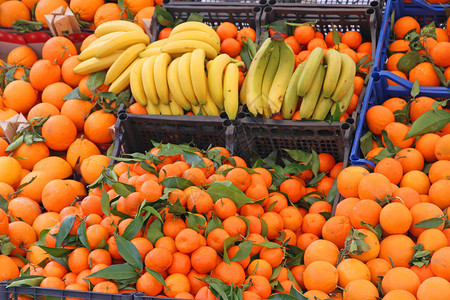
left=282, top=47, right=357, bottom=120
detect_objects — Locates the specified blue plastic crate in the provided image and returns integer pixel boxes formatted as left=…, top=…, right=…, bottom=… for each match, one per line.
left=404, top=0, right=450, bottom=12
left=372, top=0, right=450, bottom=98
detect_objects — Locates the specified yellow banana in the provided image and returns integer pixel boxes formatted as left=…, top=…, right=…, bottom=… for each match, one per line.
left=141, top=56, right=159, bottom=106
left=239, top=75, right=248, bottom=105
left=206, top=60, right=213, bottom=72
left=322, top=49, right=342, bottom=98
left=190, top=49, right=207, bottom=105
left=178, top=53, right=198, bottom=106
left=161, top=40, right=218, bottom=59
left=167, top=58, right=192, bottom=110
left=78, top=32, right=124, bottom=61
left=169, top=93, right=185, bottom=115
left=130, top=59, right=147, bottom=106
left=299, top=64, right=326, bottom=119
left=144, top=39, right=168, bottom=49
left=297, top=47, right=324, bottom=96
left=108, top=58, right=140, bottom=94
left=168, top=30, right=220, bottom=53
left=139, top=47, right=163, bottom=58
left=207, top=54, right=231, bottom=109
left=331, top=82, right=355, bottom=117
left=245, top=38, right=274, bottom=116
left=95, top=31, right=150, bottom=58
left=191, top=104, right=202, bottom=115
left=170, top=21, right=219, bottom=40
left=203, top=89, right=221, bottom=117
left=261, top=43, right=280, bottom=118
left=73, top=51, right=123, bottom=74
left=223, top=63, right=239, bottom=120
left=153, top=53, right=172, bottom=104
left=146, top=101, right=160, bottom=115
left=104, top=43, right=146, bottom=85
left=331, top=53, right=356, bottom=102
left=311, top=93, right=333, bottom=121
left=281, top=62, right=305, bottom=120
left=94, top=20, right=144, bottom=37
left=158, top=101, right=172, bottom=115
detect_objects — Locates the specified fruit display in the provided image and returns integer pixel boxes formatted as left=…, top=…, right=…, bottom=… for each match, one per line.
left=0, top=0, right=449, bottom=299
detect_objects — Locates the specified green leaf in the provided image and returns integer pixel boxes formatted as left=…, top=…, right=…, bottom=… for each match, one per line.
left=256, top=241, right=282, bottom=249
left=222, top=237, right=239, bottom=264
left=284, top=149, right=310, bottom=162
left=411, top=80, right=420, bottom=99
left=162, top=177, right=195, bottom=189
left=267, top=20, right=289, bottom=35
left=5, top=135, right=24, bottom=152
left=63, top=87, right=91, bottom=101
left=414, top=217, right=444, bottom=229
left=307, top=172, right=326, bottom=188
left=260, top=216, right=268, bottom=238
left=268, top=294, right=301, bottom=300
left=204, top=216, right=222, bottom=238
left=38, top=246, right=74, bottom=257
left=0, top=195, right=8, bottom=213
left=112, top=182, right=135, bottom=198
left=397, top=51, right=421, bottom=73
left=147, top=219, right=164, bottom=245
left=406, top=110, right=450, bottom=139
left=381, top=130, right=397, bottom=154
left=360, top=222, right=383, bottom=241
left=55, top=215, right=75, bottom=247
left=12, top=20, right=43, bottom=33
left=77, top=220, right=90, bottom=251
left=187, top=13, right=203, bottom=23
left=421, top=21, right=436, bottom=39
left=114, top=233, right=143, bottom=270
left=87, top=71, right=106, bottom=92
left=87, top=263, right=139, bottom=281
left=230, top=241, right=253, bottom=263
left=206, top=181, right=253, bottom=208
left=101, top=185, right=111, bottom=217
left=7, top=275, right=45, bottom=288
left=310, top=149, right=319, bottom=176
left=240, top=39, right=256, bottom=70
left=145, top=267, right=166, bottom=286
left=122, top=215, right=144, bottom=240
left=155, top=6, right=174, bottom=27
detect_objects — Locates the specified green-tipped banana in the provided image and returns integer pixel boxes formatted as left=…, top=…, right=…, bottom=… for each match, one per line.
left=167, top=58, right=192, bottom=110
left=178, top=53, right=198, bottom=106
left=158, top=101, right=172, bottom=115
left=94, top=20, right=143, bottom=37
left=261, top=43, right=280, bottom=118
left=322, top=49, right=342, bottom=98
left=105, top=43, right=146, bottom=85
left=208, top=54, right=231, bottom=109
left=73, top=51, right=123, bottom=74
left=190, top=49, right=207, bottom=105
left=130, top=59, right=147, bottom=106
left=141, top=55, right=159, bottom=106
left=161, top=40, right=218, bottom=59
left=153, top=53, right=172, bottom=104
left=268, top=40, right=295, bottom=115
left=109, top=58, right=140, bottom=94
left=281, top=62, right=306, bottom=120
left=146, top=101, right=160, bottom=115
left=331, top=82, right=355, bottom=118
left=331, top=53, right=356, bottom=102
left=95, top=31, right=150, bottom=58
left=299, top=64, right=326, bottom=119
left=311, top=93, right=334, bottom=121
left=245, top=38, right=274, bottom=116
left=169, top=93, right=185, bottom=115
left=223, top=63, right=239, bottom=120
left=191, top=104, right=203, bottom=115
left=168, top=30, right=221, bottom=53
left=297, top=47, right=324, bottom=96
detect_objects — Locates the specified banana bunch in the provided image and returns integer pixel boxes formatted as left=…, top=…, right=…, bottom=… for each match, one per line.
left=243, top=33, right=295, bottom=118
left=281, top=48, right=356, bottom=120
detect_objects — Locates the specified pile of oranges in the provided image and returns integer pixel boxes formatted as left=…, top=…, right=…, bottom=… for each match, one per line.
left=0, top=0, right=158, bottom=30
left=385, top=15, right=450, bottom=86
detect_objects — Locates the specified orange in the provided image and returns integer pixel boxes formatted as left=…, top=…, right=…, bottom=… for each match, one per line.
left=66, top=137, right=101, bottom=170
left=61, top=56, right=84, bottom=88
left=29, top=60, right=61, bottom=92
left=383, top=97, right=407, bottom=112
left=279, top=178, right=306, bottom=203
left=212, top=261, right=245, bottom=286
left=337, top=258, right=371, bottom=288
left=383, top=122, right=415, bottom=149
left=8, top=197, right=41, bottom=225
left=336, top=166, right=370, bottom=198
left=430, top=41, right=450, bottom=67
left=429, top=179, right=450, bottom=209
left=0, top=255, right=20, bottom=281
left=436, top=27, right=450, bottom=42
left=435, top=134, right=450, bottom=160
left=285, top=36, right=301, bottom=54
left=389, top=39, right=411, bottom=53
left=365, top=105, right=395, bottom=135
left=134, top=6, right=155, bottom=30
left=325, top=31, right=342, bottom=47
left=294, top=25, right=315, bottom=45
left=94, top=3, right=125, bottom=27
left=321, top=215, right=351, bottom=249
left=61, top=99, right=95, bottom=131
left=304, top=239, right=339, bottom=266
left=307, top=38, right=327, bottom=51
left=7, top=46, right=38, bottom=68
left=244, top=275, right=271, bottom=299
left=35, top=0, right=68, bottom=26
left=70, top=0, right=105, bottom=22
left=223, top=215, right=247, bottom=237
left=0, top=156, right=22, bottom=188
left=379, top=202, right=412, bottom=234
left=175, top=228, right=200, bottom=254
left=216, top=22, right=238, bottom=41
left=348, top=228, right=380, bottom=263
left=334, top=197, right=359, bottom=218
left=381, top=267, right=421, bottom=295
left=191, top=246, right=217, bottom=274
left=42, top=37, right=77, bottom=66
left=416, top=276, right=450, bottom=300
left=42, top=179, right=77, bottom=213
left=13, top=142, right=50, bottom=171
left=0, top=1, right=30, bottom=27
left=374, top=157, right=403, bottom=184
left=79, top=154, right=111, bottom=184
left=164, top=273, right=190, bottom=298
left=350, top=199, right=382, bottom=229
left=399, top=170, right=431, bottom=195
left=341, top=30, right=362, bottom=49
left=409, top=202, right=444, bottom=238
left=42, top=115, right=77, bottom=151
left=410, top=96, right=440, bottom=122
left=144, top=247, right=173, bottom=273
left=27, top=103, right=60, bottom=121
left=158, top=27, right=172, bottom=40
left=395, top=148, right=424, bottom=174
left=416, top=133, right=441, bottom=163
left=409, top=62, right=440, bottom=86
left=365, top=258, right=392, bottom=285
left=393, top=16, right=420, bottom=39
left=417, top=228, right=448, bottom=252
left=379, top=234, right=416, bottom=268
left=2, top=80, right=37, bottom=114
left=41, top=82, right=73, bottom=110
left=236, top=27, right=256, bottom=45
left=220, top=38, right=242, bottom=58
left=386, top=53, right=405, bottom=73
left=358, top=172, right=393, bottom=201
left=303, top=261, right=338, bottom=293
left=259, top=246, right=283, bottom=268
left=92, top=281, right=118, bottom=294
left=343, top=279, right=379, bottom=300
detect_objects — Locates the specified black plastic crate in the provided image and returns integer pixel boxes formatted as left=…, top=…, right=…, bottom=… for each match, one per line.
left=261, top=3, right=379, bottom=55
left=112, top=113, right=240, bottom=158
left=0, top=281, right=134, bottom=300
left=151, top=2, right=263, bottom=42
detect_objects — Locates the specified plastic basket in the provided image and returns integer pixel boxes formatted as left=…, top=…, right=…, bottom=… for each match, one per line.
left=164, top=0, right=267, bottom=5
left=111, top=113, right=241, bottom=159
left=372, top=0, right=450, bottom=98
left=151, top=2, right=262, bottom=42
left=0, top=281, right=134, bottom=300
left=260, top=1, right=379, bottom=54
left=403, top=0, right=450, bottom=11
